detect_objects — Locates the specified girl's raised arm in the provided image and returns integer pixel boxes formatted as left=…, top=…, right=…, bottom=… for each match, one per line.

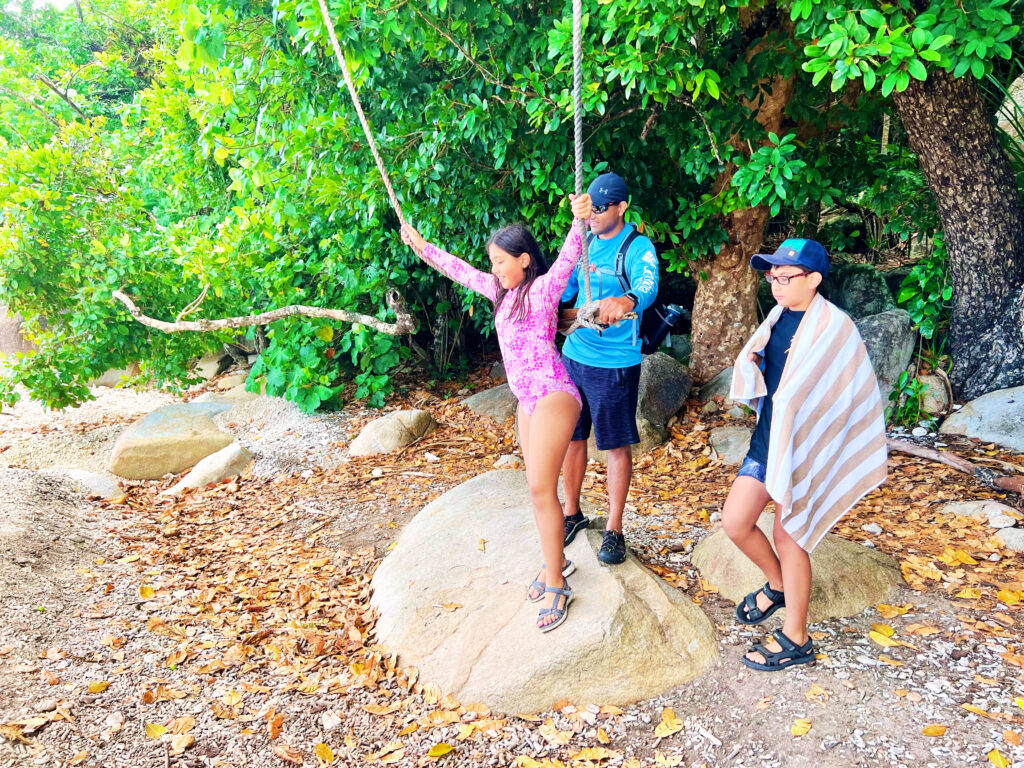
left=540, top=194, right=592, bottom=302
left=402, top=224, right=498, bottom=302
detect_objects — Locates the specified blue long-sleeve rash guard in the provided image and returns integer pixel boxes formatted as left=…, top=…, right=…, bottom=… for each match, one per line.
left=560, top=223, right=659, bottom=368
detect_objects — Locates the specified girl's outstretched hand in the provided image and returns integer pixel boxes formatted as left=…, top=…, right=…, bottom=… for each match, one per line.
left=401, top=223, right=427, bottom=253
left=569, top=192, right=592, bottom=221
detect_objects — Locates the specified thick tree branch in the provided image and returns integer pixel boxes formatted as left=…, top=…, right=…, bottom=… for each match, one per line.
left=887, top=438, right=1024, bottom=495
left=113, top=290, right=417, bottom=336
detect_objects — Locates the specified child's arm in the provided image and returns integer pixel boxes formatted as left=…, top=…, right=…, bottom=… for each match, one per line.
left=541, top=194, right=592, bottom=303
left=402, top=224, right=498, bottom=302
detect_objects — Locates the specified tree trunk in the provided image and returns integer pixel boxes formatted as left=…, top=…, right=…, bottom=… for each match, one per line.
left=689, top=72, right=795, bottom=385
left=892, top=69, right=1024, bottom=400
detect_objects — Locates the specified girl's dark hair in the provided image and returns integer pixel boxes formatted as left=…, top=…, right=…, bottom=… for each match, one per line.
left=489, top=224, right=549, bottom=323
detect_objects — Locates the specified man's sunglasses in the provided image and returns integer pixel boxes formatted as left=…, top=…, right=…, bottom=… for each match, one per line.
left=592, top=202, right=620, bottom=214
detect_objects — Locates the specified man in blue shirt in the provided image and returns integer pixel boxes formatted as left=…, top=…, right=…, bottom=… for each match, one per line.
left=560, top=172, right=659, bottom=564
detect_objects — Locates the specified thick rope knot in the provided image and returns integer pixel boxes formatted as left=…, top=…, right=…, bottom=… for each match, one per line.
left=558, top=302, right=638, bottom=335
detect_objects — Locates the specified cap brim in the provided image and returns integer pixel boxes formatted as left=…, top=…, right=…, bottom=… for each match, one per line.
left=750, top=253, right=801, bottom=271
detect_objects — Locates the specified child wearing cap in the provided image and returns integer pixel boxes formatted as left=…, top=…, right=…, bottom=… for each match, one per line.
left=722, top=238, right=887, bottom=671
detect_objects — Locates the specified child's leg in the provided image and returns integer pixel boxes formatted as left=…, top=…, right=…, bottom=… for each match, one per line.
left=520, top=392, right=581, bottom=627
left=721, top=475, right=784, bottom=612
left=745, top=509, right=812, bottom=664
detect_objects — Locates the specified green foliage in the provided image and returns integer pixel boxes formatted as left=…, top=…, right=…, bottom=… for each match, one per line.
left=885, top=369, right=932, bottom=427
left=796, top=0, right=1020, bottom=94
left=897, top=235, right=952, bottom=341
left=0, top=0, right=1020, bottom=412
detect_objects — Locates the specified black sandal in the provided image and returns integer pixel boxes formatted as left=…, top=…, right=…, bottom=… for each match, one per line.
left=741, top=629, right=815, bottom=671
left=735, top=582, right=785, bottom=625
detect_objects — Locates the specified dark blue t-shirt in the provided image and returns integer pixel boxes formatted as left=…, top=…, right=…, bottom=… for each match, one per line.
left=746, top=309, right=805, bottom=465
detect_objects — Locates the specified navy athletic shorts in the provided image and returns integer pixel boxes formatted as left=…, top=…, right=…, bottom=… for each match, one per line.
left=562, top=355, right=641, bottom=451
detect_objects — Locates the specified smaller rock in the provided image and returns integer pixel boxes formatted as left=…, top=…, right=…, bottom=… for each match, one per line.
left=489, top=362, right=507, bottom=382
left=216, top=373, right=248, bottom=391
left=942, top=500, right=1021, bottom=529
left=862, top=540, right=876, bottom=548
left=321, top=712, right=342, bottom=731
left=349, top=409, right=437, bottom=456
left=989, top=553, right=1002, bottom=562
left=424, top=452, right=440, bottom=463
left=463, top=384, right=518, bottom=423
left=996, top=528, right=1024, bottom=553
left=161, top=443, right=253, bottom=496
left=861, top=523, right=883, bottom=536
left=911, top=427, right=928, bottom=437
left=708, top=426, right=752, bottom=466
left=701, top=401, right=720, bottom=416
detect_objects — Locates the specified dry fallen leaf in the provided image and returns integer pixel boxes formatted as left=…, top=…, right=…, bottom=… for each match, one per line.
left=313, top=742, right=334, bottom=763
left=653, top=708, right=684, bottom=739
left=427, top=743, right=455, bottom=757
left=169, top=734, right=194, bottom=756
left=805, top=683, right=829, bottom=702
left=139, top=585, right=155, bottom=599
left=868, top=630, right=900, bottom=647
left=1003, top=730, right=1021, bottom=747
left=477, top=539, right=486, bottom=552
left=597, top=727, right=610, bottom=744
left=791, top=718, right=812, bottom=737
left=988, top=748, right=1010, bottom=768
left=223, top=689, right=242, bottom=707
left=654, top=751, right=683, bottom=766
left=87, top=681, right=110, bottom=694
left=922, top=724, right=947, bottom=737
left=67, top=752, right=87, bottom=766
left=273, top=743, right=303, bottom=764
left=145, top=723, right=167, bottom=740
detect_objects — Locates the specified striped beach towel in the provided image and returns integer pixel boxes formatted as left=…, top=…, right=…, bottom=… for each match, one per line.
left=729, top=293, right=888, bottom=551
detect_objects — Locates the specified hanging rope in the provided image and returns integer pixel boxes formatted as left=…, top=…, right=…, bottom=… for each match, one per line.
left=572, top=0, right=590, bottom=303
left=316, top=0, right=405, bottom=227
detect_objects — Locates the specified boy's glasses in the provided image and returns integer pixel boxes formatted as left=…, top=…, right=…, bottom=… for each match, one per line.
left=764, top=270, right=811, bottom=285
left=591, top=203, right=617, bottom=214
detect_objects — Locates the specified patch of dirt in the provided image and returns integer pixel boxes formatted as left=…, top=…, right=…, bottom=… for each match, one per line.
left=0, top=370, right=1022, bottom=768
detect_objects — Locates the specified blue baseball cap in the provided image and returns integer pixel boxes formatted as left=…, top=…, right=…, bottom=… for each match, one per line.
left=750, top=238, right=830, bottom=278
left=587, top=172, right=630, bottom=207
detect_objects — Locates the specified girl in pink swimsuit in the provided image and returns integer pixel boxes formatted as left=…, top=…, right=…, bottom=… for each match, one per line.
left=401, top=193, right=592, bottom=632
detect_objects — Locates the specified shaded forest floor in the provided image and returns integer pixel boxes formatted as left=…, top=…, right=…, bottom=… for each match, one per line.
left=1, top=363, right=1023, bottom=768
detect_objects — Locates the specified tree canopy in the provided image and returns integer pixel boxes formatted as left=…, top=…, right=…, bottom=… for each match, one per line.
left=1, top=0, right=1021, bottom=411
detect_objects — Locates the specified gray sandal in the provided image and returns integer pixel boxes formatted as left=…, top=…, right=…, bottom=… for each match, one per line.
left=537, top=580, right=573, bottom=632
left=527, top=559, right=576, bottom=602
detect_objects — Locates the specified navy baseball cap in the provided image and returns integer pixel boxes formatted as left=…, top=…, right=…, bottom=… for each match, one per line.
left=587, top=172, right=629, bottom=207
left=750, top=238, right=830, bottom=278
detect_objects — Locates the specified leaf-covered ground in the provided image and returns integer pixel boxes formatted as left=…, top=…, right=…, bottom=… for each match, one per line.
left=1, top=365, right=1023, bottom=768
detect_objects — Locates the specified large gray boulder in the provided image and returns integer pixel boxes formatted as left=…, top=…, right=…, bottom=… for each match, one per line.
left=161, top=442, right=253, bottom=496
left=349, top=409, right=436, bottom=456
left=692, top=513, right=902, bottom=623
left=463, top=383, right=518, bottom=423
left=371, top=471, right=719, bottom=714
left=107, top=403, right=234, bottom=480
left=854, top=309, right=917, bottom=407
left=939, top=385, right=1024, bottom=453
left=826, top=264, right=897, bottom=319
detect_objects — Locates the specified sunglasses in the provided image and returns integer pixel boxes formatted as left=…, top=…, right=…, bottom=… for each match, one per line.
left=592, top=202, right=620, bottom=214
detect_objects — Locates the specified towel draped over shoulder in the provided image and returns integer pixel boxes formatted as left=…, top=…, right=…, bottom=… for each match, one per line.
left=729, top=294, right=888, bottom=551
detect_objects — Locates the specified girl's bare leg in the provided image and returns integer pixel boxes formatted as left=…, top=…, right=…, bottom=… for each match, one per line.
left=519, top=391, right=581, bottom=627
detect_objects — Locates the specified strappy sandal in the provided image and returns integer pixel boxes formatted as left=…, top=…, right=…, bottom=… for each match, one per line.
left=741, top=629, right=815, bottom=671
left=527, top=559, right=576, bottom=602
left=537, top=581, right=573, bottom=632
left=735, top=582, right=785, bottom=625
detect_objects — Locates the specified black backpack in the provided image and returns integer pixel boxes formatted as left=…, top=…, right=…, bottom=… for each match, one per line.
left=586, top=231, right=688, bottom=355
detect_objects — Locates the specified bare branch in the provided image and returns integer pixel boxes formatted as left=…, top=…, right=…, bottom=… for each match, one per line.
left=34, top=74, right=88, bottom=120
left=0, top=84, right=62, bottom=128
left=113, top=290, right=417, bottom=336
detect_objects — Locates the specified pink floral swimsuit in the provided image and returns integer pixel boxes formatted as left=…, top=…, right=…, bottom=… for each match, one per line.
left=420, top=228, right=584, bottom=414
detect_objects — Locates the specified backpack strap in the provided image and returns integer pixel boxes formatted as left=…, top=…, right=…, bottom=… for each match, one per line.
left=613, top=228, right=641, bottom=293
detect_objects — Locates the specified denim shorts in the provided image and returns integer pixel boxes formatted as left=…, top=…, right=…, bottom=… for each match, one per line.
left=562, top=356, right=641, bottom=450
left=737, top=455, right=767, bottom=483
